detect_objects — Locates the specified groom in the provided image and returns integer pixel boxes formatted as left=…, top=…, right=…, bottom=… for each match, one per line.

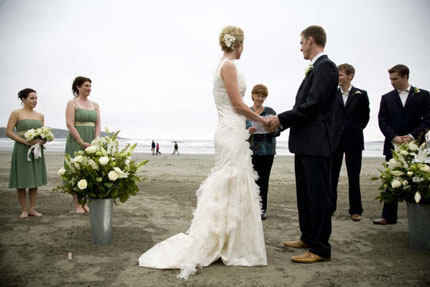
left=267, top=25, right=338, bottom=263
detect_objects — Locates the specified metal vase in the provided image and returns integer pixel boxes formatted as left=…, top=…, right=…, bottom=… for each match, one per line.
left=89, top=198, right=113, bottom=245
left=406, top=202, right=430, bottom=251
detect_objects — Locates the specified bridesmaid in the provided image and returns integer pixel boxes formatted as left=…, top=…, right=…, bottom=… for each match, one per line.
left=65, top=76, right=100, bottom=214
left=6, top=88, right=47, bottom=218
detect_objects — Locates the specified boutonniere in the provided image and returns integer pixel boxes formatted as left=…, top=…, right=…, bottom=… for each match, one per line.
left=305, top=65, right=314, bottom=76
left=352, top=90, right=362, bottom=95
left=413, top=87, right=420, bottom=94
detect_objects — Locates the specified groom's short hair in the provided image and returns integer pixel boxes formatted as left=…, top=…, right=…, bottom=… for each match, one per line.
left=301, top=25, right=326, bottom=48
left=388, top=64, right=409, bottom=79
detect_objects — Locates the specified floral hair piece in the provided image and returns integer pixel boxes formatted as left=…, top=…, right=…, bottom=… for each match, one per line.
left=223, top=34, right=236, bottom=49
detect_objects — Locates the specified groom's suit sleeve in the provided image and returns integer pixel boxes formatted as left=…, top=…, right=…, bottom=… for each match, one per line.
left=277, top=61, right=338, bottom=129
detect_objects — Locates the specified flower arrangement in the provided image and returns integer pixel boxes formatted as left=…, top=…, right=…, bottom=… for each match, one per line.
left=373, top=135, right=430, bottom=204
left=24, top=126, right=54, bottom=160
left=223, top=33, right=236, bottom=49
left=54, top=129, right=148, bottom=206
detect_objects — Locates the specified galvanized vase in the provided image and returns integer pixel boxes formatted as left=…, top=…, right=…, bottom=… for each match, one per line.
left=406, top=202, right=430, bottom=251
left=89, top=198, right=113, bottom=245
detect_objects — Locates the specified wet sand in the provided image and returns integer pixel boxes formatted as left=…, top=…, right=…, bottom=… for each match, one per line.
left=0, top=151, right=429, bottom=286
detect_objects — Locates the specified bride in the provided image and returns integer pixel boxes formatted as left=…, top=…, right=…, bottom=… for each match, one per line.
left=139, top=26, right=268, bottom=279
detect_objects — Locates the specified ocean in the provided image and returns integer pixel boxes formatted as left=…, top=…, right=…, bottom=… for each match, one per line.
left=0, top=138, right=385, bottom=157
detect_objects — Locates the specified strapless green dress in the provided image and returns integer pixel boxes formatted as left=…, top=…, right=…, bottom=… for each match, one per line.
left=9, top=119, right=47, bottom=189
left=65, top=108, right=97, bottom=157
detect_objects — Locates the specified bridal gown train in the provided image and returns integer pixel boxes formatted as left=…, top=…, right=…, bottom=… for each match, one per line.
left=138, top=58, right=267, bottom=279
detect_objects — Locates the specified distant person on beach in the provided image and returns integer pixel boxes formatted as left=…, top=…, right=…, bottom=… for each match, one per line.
left=6, top=88, right=47, bottom=218
left=156, top=142, right=161, bottom=155
left=373, top=64, right=430, bottom=225
left=246, top=84, right=280, bottom=220
left=151, top=140, right=156, bottom=155
left=65, top=76, right=100, bottom=214
left=331, top=64, right=370, bottom=222
left=172, top=141, right=180, bottom=155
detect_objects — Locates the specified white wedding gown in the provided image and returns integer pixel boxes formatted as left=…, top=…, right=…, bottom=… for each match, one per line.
left=138, top=58, right=267, bottom=279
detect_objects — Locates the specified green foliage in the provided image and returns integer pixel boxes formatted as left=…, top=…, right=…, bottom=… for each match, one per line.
left=53, top=129, right=148, bottom=206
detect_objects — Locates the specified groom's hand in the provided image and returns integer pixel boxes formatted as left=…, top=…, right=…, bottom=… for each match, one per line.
left=266, top=116, right=280, bottom=132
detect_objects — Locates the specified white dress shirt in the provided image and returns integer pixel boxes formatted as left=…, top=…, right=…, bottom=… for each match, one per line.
left=340, top=86, right=352, bottom=105
left=398, top=85, right=411, bottom=107
left=310, top=52, right=327, bottom=66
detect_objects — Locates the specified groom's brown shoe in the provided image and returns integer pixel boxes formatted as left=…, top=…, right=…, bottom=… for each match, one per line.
left=283, top=240, right=309, bottom=248
left=291, top=251, right=330, bottom=263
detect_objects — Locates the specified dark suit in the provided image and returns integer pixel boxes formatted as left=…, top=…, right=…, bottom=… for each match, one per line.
left=378, top=86, right=430, bottom=223
left=331, top=86, right=370, bottom=216
left=278, top=55, right=338, bottom=258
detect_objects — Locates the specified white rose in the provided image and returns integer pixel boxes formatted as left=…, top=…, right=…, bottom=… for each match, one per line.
left=420, top=165, right=430, bottom=172
left=77, top=179, right=87, bottom=190
left=412, top=176, right=423, bottom=183
left=58, top=168, right=66, bottom=176
left=409, top=142, right=419, bottom=151
left=402, top=180, right=409, bottom=186
left=85, top=145, right=97, bottom=154
left=391, top=179, right=401, bottom=188
left=99, top=157, right=109, bottom=166
left=73, top=155, right=83, bottom=163
left=113, top=167, right=128, bottom=178
left=108, top=170, right=119, bottom=181
left=391, top=170, right=404, bottom=176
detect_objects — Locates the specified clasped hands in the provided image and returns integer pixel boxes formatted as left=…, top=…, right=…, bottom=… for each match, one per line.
left=393, top=135, right=413, bottom=145
left=250, top=116, right=280, bottom=133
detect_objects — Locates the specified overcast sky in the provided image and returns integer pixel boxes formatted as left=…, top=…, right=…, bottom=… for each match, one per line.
left=1, top=0, right=429, bottom=141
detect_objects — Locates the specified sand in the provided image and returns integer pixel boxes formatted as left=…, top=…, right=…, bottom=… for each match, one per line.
left=0, top=151, right=429, bottom=287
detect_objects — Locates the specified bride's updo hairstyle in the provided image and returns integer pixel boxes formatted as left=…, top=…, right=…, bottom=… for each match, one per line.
left=219, top=26, right=244, bottom=52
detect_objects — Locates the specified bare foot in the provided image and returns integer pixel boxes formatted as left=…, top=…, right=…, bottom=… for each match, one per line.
left=20, top=212, right=28, bottom=219
left=83, top=205, right=90, bottom=213
left=29, top=210, right=43, bottom=217
left=75, top=205, right=86, bottom=214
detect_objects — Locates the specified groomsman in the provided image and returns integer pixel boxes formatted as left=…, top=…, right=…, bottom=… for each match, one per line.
left=374, top=64, right=430, bottom=225
left=331, top=64, right=370, bottom=221
left=268, top=25, right=338, bottom=263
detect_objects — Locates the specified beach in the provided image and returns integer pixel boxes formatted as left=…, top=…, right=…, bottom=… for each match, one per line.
left=0, top=151, right=429, bottom=287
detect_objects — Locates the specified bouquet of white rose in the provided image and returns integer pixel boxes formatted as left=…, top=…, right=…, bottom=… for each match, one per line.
left=54, top=129, right=148, bottom=206
left=373, top=135, right=430, bottom=204
left=24, top=126, right=54, bottom=160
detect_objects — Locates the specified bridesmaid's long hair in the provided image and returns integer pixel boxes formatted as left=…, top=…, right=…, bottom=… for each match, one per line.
left=72, top=76, right=92, bottom=97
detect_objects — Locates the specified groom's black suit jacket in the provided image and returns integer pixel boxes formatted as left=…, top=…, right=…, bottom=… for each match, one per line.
left=332, top=86, right=370, bottom=152
left=278, top=55, right=339, bottom=156
left=378, top=87, right=430, bottom=157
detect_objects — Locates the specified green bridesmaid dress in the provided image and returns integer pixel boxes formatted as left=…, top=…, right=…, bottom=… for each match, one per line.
left=65, top=108, right=97, bottom=157
left=9, top=119, right=47, bottom=188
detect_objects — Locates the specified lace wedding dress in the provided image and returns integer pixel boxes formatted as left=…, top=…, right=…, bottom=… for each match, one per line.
left=138, top=58, right=267, bottom=279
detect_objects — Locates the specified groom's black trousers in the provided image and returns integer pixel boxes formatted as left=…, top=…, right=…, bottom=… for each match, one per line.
left=295, top=154, right=332, bottom=258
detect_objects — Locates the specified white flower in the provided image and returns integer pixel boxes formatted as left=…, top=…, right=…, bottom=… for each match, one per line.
left=413, top=148, right=430, bottom=164
left=88, top=159, right=99, bottom=171
left=412, top=176, right=424, bottom=183
left=108, top=170, right=119, bottom=181
left=85, top=146, right=97, bottom=154
left=99, top=157, right=109, bottom=166
left=24, top=129, right=36, bottom=141
left=77, top=179, right=87, bottom=190
left=400, top=150, right=409, bottom=156
left=414, top=192, right=422, bottom=203
left=408, top=142, right=418, bottom=151
left=402, top=180, right=409, bottom=186
left=73, top=156, right=83, bottom=163
left=407, top=171, right=414, bottom=176
left=420, top=165, right=430, bottom=172
left=391, top=170, right=404, bottom=176
left=125, top=159, right=130, bottom=166
left=388, top=158, right=401, bottom=169
left=391, top=179, right=401, bottom=188
left=113, top=167, right=128, bottom=178
left=58, top=168, right=66, bottom=176
left=223, top=33, right=236, bottom=49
